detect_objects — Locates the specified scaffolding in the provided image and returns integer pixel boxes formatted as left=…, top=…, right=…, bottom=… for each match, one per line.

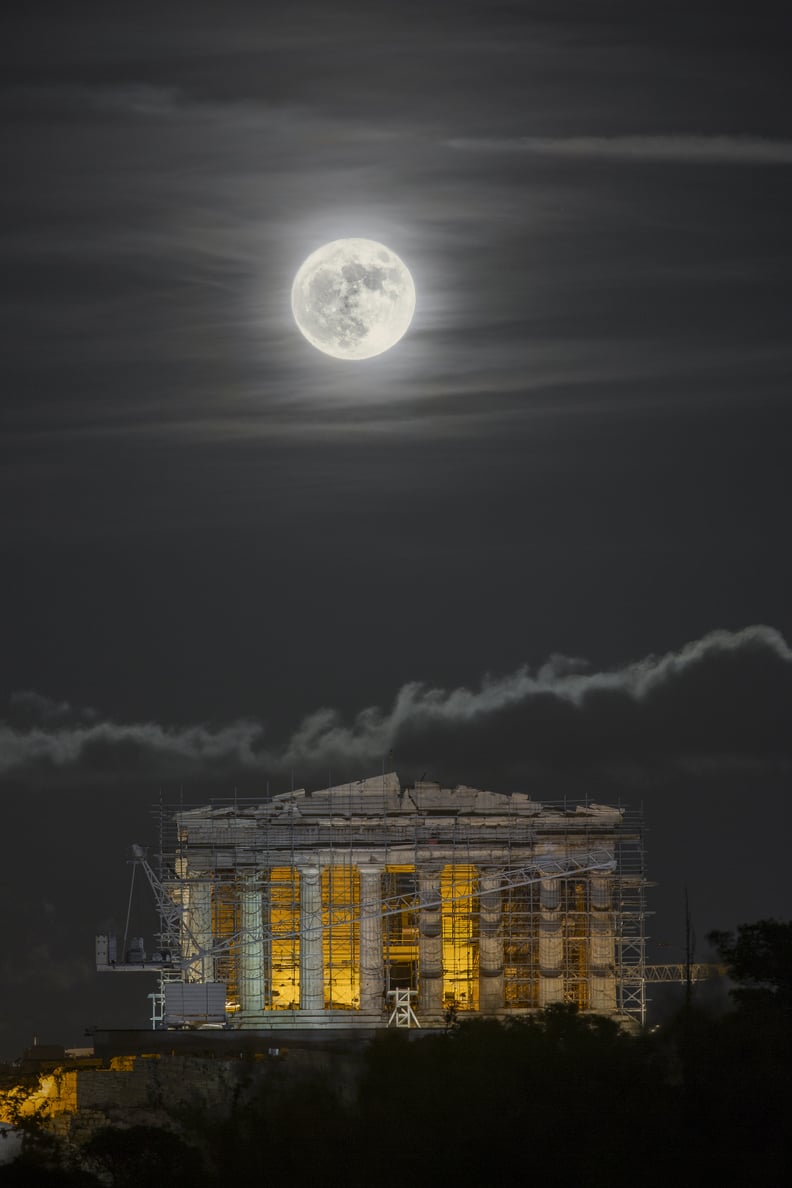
left=97, top=774, right=648, bottom=1029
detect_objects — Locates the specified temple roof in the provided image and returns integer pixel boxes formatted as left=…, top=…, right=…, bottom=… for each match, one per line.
left=177, top=773, right=622, bottom=826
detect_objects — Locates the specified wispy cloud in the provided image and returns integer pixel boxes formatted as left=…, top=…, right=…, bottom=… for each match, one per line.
left=448, top=134, right=792, bottom=165
left=8, top=691, right=98, bottom=725
left=1, top=626, right=790, bottom=785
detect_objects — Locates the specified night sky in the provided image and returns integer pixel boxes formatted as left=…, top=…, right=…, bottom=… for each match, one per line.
left=2, top=1, right=791, bottom=1059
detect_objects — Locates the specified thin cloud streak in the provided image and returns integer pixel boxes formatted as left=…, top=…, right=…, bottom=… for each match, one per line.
left=1, top=625, right=789, bottom=781
left=448, top=134, right=792, bottom=164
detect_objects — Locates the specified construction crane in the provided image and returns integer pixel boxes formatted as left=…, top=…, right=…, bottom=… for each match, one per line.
left=96, top=845, right=618, bottom=976
left=644, top=963, right=726, bottom=983
left=96, top=845, right=198, bottom=974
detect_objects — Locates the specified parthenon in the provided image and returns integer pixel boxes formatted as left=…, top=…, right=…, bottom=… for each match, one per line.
left=136, top=774, right=645, bottom=1029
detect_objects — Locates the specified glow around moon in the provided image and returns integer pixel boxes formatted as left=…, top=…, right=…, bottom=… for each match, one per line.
left=291, top=238, right=416, bottom=360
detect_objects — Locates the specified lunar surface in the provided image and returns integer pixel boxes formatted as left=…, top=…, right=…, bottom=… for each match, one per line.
left=291, top=238, right=416, bottom=360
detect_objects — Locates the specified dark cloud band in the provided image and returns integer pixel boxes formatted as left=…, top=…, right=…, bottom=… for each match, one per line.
left=2, top=625, right=789, bottom=786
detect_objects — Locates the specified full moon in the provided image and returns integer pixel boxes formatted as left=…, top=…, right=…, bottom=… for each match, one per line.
left=291, top=238, right=416, bottom=360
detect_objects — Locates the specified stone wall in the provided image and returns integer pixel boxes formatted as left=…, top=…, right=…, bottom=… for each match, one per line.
left=1, top=1046, right=362, bottom=1151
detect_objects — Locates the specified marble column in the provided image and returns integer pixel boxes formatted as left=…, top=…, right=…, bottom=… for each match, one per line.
left=538, top=877, right=564, bottom=1007
left=358, top=865, right=384, bottom=1013
left=418, top=866, right=443, bottom=1015
left=589, top=873, right=616, bottom=1013
left=478, top=869, right=504, bottom=1012
left=240, top=870, right=265, bottom=1014
left=299, top=865, right=324, bottom=1011
left=185, top=877, right=214, bottom=983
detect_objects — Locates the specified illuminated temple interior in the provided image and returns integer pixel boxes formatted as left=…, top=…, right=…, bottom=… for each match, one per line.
left=135, top=774, right=645, bottom=1029
left=93, top=774, right=645, bottom=1026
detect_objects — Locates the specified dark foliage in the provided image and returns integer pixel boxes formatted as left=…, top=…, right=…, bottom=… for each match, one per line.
left=709, top=917, right=792, bottom=1015
left=5, top=923, right=791, bottom=1187
left=81, top=1125, right=205, bottom=1187
left=0, top=1160, right=99, bottom=1186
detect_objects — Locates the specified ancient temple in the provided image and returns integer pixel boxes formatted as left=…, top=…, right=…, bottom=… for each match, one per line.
left=141, top=774, right=645, bottom=1029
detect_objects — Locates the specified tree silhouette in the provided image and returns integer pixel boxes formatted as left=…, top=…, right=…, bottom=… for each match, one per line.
left=709, top=918, right=792, bottom=1014
left=82, top=1125, right=203, bottom=1188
